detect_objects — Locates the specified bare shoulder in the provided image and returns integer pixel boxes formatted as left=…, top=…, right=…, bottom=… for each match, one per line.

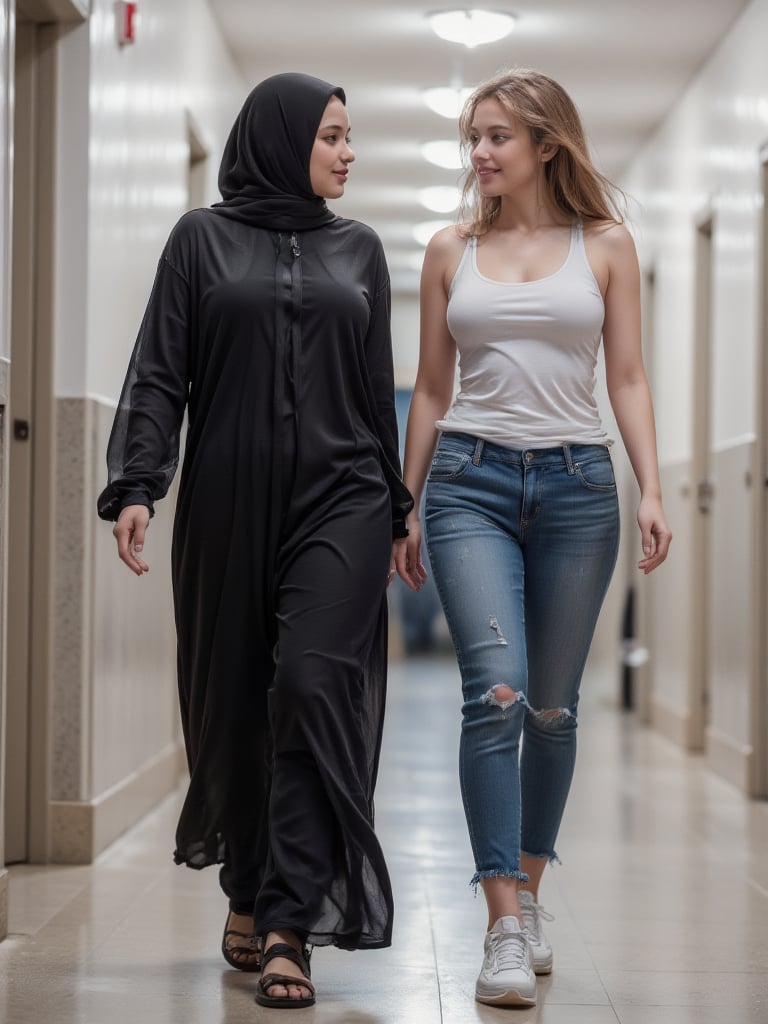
left=425, top=224, right=466, bottom=259
left=423, top=225, right=467, bottom=289
left=583, top=220, right=639, bottom=293
left=584, top=219, right=637, bottom=258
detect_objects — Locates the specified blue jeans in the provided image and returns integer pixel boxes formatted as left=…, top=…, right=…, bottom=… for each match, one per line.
left=424, top=433, right=620, bottom=886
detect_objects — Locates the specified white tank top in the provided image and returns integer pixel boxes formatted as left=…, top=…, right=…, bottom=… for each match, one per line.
left=437, top=223, right=610, bottom=449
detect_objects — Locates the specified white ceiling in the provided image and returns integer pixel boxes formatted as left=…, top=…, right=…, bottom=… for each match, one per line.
left=210, top=0, right=751, bottom=290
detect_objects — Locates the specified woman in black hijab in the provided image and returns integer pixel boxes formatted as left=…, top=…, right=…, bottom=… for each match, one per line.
left=98, top=72, right=413, bottom=1009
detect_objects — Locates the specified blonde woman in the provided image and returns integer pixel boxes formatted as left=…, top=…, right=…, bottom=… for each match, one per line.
left=397, top=69, right=671, bottom=1007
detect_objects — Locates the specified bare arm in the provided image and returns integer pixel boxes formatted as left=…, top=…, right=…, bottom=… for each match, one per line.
left=601, top=224, right=672, bottom=573
left=395, top=228, right=460, bottom=590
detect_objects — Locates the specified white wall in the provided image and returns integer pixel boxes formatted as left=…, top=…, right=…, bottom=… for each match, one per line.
left=86, top=0, right=246, bottom=400
left=0, top=0, right=8, bottom=367
left=391, top=291, right=420, bottom=387
left=620, top=0, right=767, bottom=787
left=623, top=19, right=765, bottom=460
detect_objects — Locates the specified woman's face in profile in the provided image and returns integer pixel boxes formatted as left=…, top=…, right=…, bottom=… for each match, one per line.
left=309, top=96, right=355, bottom=199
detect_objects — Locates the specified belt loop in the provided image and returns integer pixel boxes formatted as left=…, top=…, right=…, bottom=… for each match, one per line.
left=472, top=438, right=485, bottom=466
left=562, top=444, right=576, bottom=474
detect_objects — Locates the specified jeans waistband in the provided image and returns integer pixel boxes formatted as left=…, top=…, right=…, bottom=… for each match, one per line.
left=439, top=432, right=611, bottom=471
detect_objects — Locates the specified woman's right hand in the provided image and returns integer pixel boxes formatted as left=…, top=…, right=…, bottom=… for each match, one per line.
left=113, top=504, right=151, bottom=576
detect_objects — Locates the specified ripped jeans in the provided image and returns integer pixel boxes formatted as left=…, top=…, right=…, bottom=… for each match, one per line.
left=425, top=433, right=620, bottom=886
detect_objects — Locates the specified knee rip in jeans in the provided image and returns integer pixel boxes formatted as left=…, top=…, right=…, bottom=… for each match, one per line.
left=481, top=684, right=574, bottom=726
left=481, top=684, right=526, bottom=718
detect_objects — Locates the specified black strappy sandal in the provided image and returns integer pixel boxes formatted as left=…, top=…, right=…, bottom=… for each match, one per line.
left=255, top=942, right=315, bottom=1009
left=221, top=911, right=262, bottom=972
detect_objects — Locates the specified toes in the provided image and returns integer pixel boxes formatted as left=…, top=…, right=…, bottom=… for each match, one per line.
left=265, top=983, right=310, bottom=1001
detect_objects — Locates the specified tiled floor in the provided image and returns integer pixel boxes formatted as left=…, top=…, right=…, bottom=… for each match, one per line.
left=2, top=656, right=767, bottom=1022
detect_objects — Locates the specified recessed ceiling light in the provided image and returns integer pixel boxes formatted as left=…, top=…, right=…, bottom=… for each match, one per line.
left=418, top=186, right=461, bottom=213
left=428, top=9, right=516, bottom=49
left=413, top=219, right=454, bottom=246
left=422, top=86, right=473, bottom=119
left=421, top=140, right=464, bottom=169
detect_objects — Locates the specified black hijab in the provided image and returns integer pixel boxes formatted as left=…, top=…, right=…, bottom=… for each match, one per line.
left=211, top=72, right=346, bottom=231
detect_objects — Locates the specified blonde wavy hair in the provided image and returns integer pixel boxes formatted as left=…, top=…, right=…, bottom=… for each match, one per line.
left=458, top=68, right=626, bottom=236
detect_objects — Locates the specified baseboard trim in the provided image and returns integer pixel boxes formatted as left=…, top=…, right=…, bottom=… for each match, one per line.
left=649, top=694, right=690, bottom=749
left=706, top=727, right=751, bottom=792
left=0, top=868, right=8, bottom=940
left=50, top=741, right=186, bottom=864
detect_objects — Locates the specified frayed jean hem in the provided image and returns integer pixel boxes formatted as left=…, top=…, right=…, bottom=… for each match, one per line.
left=521, top=849, right=562, bottom=867
left=470, top=868, right=530, bottom=894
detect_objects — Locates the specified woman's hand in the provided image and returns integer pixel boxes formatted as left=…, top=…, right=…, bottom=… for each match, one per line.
left=637, top=496, right=672, bottom=574
left=392, top=521, right=428, bottom=592
left=113, top=504, right=151, bottom=576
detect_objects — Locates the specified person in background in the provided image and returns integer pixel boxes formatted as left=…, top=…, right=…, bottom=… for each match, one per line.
left=98, top=72, right=412, bottom=1010
left=396, top=68, right=671, bottom=1008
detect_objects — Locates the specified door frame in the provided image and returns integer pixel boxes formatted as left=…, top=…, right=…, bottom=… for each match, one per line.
left=4, top=13, right=67, bottom=865
left=632, top=263, right=657, bottom=726
left=688, top=207, right=715, bottom=752
left=750, top=148, right=768, bottom=797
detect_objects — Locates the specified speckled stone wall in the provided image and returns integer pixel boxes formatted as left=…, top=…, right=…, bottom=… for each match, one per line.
left=49, top=397, right=183, bottom=862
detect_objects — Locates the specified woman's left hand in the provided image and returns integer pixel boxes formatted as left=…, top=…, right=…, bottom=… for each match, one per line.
left=637, top=496, right=672, bottom=574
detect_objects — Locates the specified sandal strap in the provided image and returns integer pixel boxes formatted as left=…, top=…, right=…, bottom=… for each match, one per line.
left=261, top=942, right=312, bottom=980
left=223, top=928, right=259, bottom=945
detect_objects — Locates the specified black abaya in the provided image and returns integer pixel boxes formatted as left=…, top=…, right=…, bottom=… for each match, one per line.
left=97, top=98, right=412, bottom=945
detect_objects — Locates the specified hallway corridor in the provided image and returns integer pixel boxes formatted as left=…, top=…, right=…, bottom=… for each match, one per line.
left=1, top=656, right=767, bottom=1023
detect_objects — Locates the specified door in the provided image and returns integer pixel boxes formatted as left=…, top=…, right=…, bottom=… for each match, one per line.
left=3, top=12, right=57, bottom=864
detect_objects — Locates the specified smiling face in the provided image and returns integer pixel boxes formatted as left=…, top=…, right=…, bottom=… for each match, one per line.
left=309, top=95, right=355, bottom=199
left=468, top=97, right=550, bottom=200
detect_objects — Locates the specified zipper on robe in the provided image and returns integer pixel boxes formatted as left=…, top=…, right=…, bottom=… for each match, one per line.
left=268, top=231, right=303, bottom=606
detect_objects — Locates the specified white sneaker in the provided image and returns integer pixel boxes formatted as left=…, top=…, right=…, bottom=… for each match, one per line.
left=475, top=916, right=537, bottom=1007
left=519, top=889, right=554, bottom=975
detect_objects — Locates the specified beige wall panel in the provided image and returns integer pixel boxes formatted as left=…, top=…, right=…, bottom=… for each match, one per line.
left=0, top=868, right=6, bottom=940
left=647, top=460, right=693, bottom=741
left=705, top=440, right=755, bottom=789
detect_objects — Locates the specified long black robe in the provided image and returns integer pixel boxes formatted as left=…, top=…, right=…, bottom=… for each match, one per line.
left=97, top=206, right=412, bottom=949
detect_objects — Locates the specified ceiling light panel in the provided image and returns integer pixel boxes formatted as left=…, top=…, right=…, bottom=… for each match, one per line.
left=427, top=9, right=516, bottom=48
left=421, top=140, right=465, bottom=169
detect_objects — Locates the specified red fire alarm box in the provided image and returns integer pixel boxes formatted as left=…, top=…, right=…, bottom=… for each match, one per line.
left=115, top=1, right=137, bottom=46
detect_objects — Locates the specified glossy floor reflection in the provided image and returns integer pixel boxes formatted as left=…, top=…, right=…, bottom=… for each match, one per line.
left=2, top=656, right=768, bottom=1022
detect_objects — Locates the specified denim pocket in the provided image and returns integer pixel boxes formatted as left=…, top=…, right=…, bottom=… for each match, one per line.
left=428, top=448, right=472, bottom=482
left=574, top=453, right=616, bottom=491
